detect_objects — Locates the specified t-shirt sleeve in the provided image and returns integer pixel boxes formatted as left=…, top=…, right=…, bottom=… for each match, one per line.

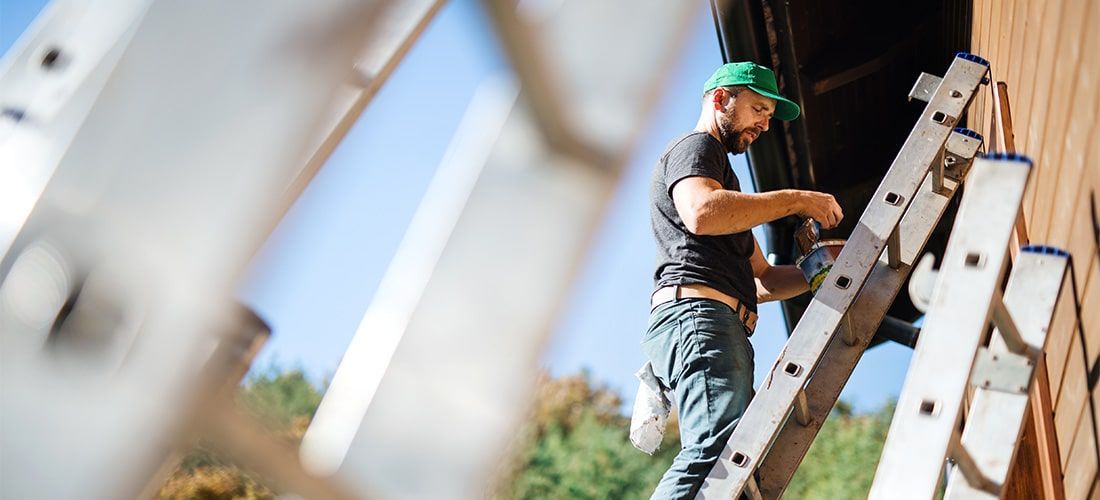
left=663, top=134, right=726, bottom=197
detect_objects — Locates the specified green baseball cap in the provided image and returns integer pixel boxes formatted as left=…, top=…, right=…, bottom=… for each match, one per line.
left=703, top=61, right=801, bottom=121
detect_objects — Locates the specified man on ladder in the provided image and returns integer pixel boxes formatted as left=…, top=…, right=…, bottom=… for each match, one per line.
left=643, top=61, right=844, bottom=499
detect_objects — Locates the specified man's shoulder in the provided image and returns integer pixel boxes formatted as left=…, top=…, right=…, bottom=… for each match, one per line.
left=664, top=130, right=717, bottom=151
left=663, top=131, right=718, bottom=156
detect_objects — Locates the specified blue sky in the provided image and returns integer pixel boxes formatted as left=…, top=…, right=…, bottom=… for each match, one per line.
left=2, top=0, right=914, bottom=413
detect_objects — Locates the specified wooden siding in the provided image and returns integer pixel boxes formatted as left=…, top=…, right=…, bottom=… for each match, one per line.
left=971, top=0, right=1100, bottom=496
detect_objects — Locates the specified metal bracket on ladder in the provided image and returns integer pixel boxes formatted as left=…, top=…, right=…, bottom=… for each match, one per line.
left=868, top=154, right=1035, bottom=500
left=944, top=245, right=1070, bottom=499
left=697, top=52, right=990, bottom=500
left=886, top=126, right=980, bottom=271
left=909, top=72, right=943, bottom=103
left=938, top=127, right=983, bottom=195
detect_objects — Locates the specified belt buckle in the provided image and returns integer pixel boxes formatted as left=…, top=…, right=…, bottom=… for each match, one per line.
left=738, top=304, right=757, bottom=335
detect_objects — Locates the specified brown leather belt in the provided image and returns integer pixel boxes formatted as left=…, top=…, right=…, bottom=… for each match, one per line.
left=650, top=283, right=758, bottom=334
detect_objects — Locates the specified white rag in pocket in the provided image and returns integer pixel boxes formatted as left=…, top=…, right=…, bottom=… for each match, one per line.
left=629, top=361, right=672, bottom=455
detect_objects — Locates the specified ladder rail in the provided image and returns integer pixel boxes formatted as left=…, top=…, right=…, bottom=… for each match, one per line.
left=868, top=154, right=1033, bottom=499
left=943, top=247, right=1070, bottom=499
left=698, top=52, right=990, bottom=499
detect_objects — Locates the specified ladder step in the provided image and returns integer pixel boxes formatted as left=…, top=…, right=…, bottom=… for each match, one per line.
left=793, top=389, right=810, bottom=427
left=744, top=475, right=763, bottom=500
left=949, top=436, right=1001, bottom=496
left=886, top=226, right=902, bottom=269
left=990, top=292, right=1041, bottom=359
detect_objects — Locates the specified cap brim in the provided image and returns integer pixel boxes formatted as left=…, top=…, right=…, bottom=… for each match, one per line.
left=748, top=85, right=801, bottom=121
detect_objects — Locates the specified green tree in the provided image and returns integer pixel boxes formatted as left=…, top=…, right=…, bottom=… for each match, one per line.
left=237, top=368, right=324, bottom=427
left=499, top=372, right=896, bottom=500
left=159, top=368, right=325, bottom=499
left=495, top=373, right=679, bottom=500
left=156, top=367, right=897, bottom=500
left=773, top=400, right=895, bottom=500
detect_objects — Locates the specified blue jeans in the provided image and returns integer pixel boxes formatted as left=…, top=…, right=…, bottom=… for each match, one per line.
left=642, top=298, right=755, bottom=500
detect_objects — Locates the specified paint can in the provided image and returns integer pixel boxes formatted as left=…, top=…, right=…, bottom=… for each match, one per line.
left=795, top=240, right=846, bottom=293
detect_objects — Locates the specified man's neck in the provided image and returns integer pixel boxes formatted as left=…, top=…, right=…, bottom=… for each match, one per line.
left=694, top=112, right=722, bottom=145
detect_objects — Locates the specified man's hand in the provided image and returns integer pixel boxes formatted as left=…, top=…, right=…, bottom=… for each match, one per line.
left=796, top=191, right=844, bottom=229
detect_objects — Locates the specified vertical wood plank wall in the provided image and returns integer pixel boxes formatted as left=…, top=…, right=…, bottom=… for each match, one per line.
left=970, top=0, right=1100, bottom=497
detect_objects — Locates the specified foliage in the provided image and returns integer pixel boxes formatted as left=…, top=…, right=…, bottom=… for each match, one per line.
left=158, top=467, right=272, bottom=500
left=237, top=368, right=323, bottom=427
left=493, top=373, right=681, bottom=500
left=498, top=373, right=896, bottom=500
left=157, top=368, right=324, bottom=499
left=783, top=400, right=895, bottom=500
left=156, top=366, right=895, bottom=500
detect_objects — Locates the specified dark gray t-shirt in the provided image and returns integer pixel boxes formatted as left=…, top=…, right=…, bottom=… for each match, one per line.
left=650, top=132, right=757, bottom=312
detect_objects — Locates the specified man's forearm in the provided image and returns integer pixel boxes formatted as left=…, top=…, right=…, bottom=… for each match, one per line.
left=755, top=264, right=809, bottom=303
left=693, top=189, right=802, bottom=235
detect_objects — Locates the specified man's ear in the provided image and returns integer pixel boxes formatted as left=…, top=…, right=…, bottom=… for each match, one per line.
left=712, top=89, right=725, bottom=110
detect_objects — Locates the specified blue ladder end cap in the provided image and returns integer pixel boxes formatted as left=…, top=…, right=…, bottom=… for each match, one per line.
left=952, top=127, right=983, bottom=141
left=983, top=152, right=1033, bottom=165
left=1021, top=245, right=1070, bottom=257
left=955, top=52, right=991, bottom=66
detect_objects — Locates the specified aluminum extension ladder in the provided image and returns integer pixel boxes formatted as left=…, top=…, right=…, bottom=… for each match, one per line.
left=869, top=154, right=1071, bottom=499
left=698, top=52, right=991, bottom=499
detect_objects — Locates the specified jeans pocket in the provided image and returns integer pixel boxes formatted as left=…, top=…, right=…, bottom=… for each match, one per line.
left=682, top=304, right=754, bottom=384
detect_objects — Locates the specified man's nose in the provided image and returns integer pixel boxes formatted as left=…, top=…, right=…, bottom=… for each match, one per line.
left=758, top=118, right=769, bottom=132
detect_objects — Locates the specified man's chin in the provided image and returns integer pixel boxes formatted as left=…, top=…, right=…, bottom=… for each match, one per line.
left=732, top=137, right=752, bottom=153
left=718, top=131, right=751, bottom=153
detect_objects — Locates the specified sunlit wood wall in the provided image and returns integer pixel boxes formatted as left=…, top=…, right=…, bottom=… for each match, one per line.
left=970, top=0, right=1100, bottom=497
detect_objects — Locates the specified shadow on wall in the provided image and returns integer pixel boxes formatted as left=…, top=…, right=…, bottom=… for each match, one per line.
left=1080, top=191, right=1100, bottom=469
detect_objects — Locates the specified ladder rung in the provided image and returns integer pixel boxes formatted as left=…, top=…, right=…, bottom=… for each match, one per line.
left=886, top=226, right=902, bottom=269
left=990, top=291, right=1041, bottom=359
left=932, top=149, right=948, bottom=195
left=840, top=314, right=857, bottom=347
left=950, top=436, right=1001, bottom=496
left=793, top=389, right=810, bottom=427
left=744, top=474, right=763, bottom=500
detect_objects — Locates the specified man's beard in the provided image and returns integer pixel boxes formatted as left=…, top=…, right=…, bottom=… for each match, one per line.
left=717, top=120, right=758, bottom=154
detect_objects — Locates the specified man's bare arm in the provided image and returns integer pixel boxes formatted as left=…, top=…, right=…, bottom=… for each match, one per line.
left=749, top=235, right=809, bottom=303
left=672, top=176, right=842, bottom=235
